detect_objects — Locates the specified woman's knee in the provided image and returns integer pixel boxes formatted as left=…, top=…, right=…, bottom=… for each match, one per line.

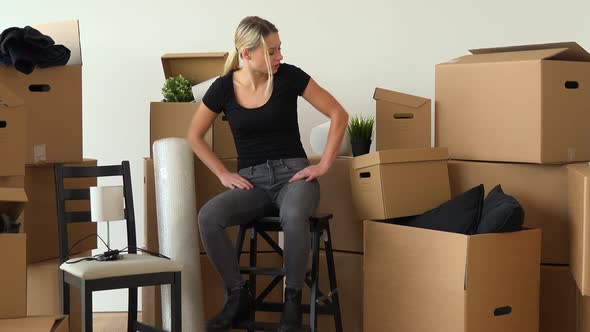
left=198, top=201, right=227, bottom=232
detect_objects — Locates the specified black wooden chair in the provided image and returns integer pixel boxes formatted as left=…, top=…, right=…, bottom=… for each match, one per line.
left=54, top=161, right=182, bottom=332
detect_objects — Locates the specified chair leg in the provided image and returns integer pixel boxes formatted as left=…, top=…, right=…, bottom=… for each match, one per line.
left=128, top=287, right=138, bottom=332
left=323, top=226, right=343, bottom=332
left=171, top=272, right=182, bottom=332
left=61, top=274, right=70, bottom=316
left=309, top=228, right=320, bottom=332
left=81, top=282, right=93, bottom=332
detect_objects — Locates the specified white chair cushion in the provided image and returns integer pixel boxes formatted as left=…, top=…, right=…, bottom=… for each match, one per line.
left=60, top=253, right=182, bottom=280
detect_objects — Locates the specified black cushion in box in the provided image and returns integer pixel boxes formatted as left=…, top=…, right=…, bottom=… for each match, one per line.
left=477, top=184, right=524, bottom=234
left=404, top=184, right=484, bottom=235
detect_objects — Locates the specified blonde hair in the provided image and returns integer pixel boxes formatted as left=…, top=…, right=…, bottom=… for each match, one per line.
left=223, top=16, right=278, bottom=98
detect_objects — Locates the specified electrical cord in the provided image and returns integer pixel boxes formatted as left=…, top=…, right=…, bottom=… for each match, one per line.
left=65, top=233, right=170, bottom=264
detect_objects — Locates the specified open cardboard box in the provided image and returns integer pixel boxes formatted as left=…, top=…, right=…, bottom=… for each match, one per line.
left=150, top=53, right=236, bottom=159
left=364, top=220, right=541, bottom=332
left=436, top=42, right=590, bottom=164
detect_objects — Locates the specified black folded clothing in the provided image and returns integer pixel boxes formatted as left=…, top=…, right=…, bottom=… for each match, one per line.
left=0, top=25, right=70, bottom=74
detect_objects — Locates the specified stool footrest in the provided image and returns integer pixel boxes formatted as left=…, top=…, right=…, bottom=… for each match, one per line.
left=257, top=301, right=339, bottom=315
left=240, top=267, right=286, bottom=276
left=233, top=321, right=311, bottom=331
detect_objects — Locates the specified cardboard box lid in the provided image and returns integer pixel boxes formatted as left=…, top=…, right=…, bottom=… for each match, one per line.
left=373, top=88, right=430, bottom=108
left=351, top=147, right=448, bottom=170
left=0, top=187, right=28, bottom=220
left=0, top=315, right=68, bottom=332
left=161, top=52, right=227, bottom=84
left=445, top=41, right=590, bottom=65
left=470, top=41, right=590, bottom=62
left=32, top=20, right=82, bottom=66
left=0, top=82, right=24, bottom=107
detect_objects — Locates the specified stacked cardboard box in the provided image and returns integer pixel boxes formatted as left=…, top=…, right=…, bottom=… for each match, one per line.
left=0, top=20, right=98, bottom=331
left=437, top=42, right=590, bottom=331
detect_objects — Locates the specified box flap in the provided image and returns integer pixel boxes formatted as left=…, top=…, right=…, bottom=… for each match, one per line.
left=444, top=48, right=570, bottom=65
left=463, top=229, right=541, bottom=331
left=0, top=82, right=24, bottom=107
left=351, top=147, right=448, bottom=170
left=373, top=88, right=429, bottom=108
left=470, top=41, right=590, bottom=62
left=0, top=315, right=68, bottom=332
left=32, top=20, right=82, bottom=66
left=567, top=163, right=590, bottom=294
left=0, top=187, right=28, bottom=220
left=161, top=52, right=227, bottom=84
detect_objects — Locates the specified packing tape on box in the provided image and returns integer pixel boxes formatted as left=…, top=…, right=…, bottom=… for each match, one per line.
left=153, top=137, right=204, bottom=332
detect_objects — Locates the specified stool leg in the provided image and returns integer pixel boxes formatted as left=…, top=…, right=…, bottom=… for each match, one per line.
left=248, top=227, right=257, bottom=332
left=324, top=225, right=343, bottom=332
left=309, top=227, right=320, bottom=332
left=236, top=225, right=247, bottom=260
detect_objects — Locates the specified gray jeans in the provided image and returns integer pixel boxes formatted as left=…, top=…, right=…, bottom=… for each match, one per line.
left=198, top=158, right=320, bottom=291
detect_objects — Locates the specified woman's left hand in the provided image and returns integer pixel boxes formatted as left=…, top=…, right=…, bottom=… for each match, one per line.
left=288, top=163, right=329, bottom=183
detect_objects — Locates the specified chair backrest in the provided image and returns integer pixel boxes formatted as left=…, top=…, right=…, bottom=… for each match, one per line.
left=54, top=161, right=137, bottom=263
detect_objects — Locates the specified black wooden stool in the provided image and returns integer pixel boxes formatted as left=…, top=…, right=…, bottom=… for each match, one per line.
left=232, top=213, right=343, bottom=332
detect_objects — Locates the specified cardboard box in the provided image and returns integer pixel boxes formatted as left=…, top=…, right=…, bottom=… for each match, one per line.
left=364, top=221, right=541, bottom=332
left=448, top=160, right=572, bottom=264
left=143, top=252, right=283, bottom=330
left=149, top=101, right=212, bottom=156
left=0, top=315, right=68, bottom=332
left=374, top=88, right=431, bottom=150
left=350, top=148, right=451, bottom=220
left=154, top=53, right=236, bottom=159
left=308, top=156, right=363, bottom=252
left=27, top=255, right=86, bottom=332
left=0, top=20, right=82, bottom=164
left=436, top=42, right=590, bottom=164
left=0, top=233, right=26, bottom=319
left=567, top=163, right=590, bottom=295
left=23, top=159, right=98, bottom=264
left=0, top=82, right=27, bottom=176
left=302, top=251, right=363, bottom=332
left=144, top=158, right=278, bottom=254
left=540, top=265, right=576, bottom=332
left=578, top=290, right=590, bottom=332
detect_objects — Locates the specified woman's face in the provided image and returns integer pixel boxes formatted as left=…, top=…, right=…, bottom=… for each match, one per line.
left=245, top=32, right=283, bottom=75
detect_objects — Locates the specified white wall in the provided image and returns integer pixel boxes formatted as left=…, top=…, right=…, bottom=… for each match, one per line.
left=3, top=0, right=589, bottom=311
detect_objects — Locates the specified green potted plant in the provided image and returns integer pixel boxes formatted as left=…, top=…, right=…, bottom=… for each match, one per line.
left=347, top=114, right=375, bottom=157
left=161, top=74, right=194, bottom=102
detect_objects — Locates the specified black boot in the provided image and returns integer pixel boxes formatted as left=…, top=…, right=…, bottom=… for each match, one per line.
left=206, top=284, right=252, bottom=332
left=278, top=288, right=309, bottom=332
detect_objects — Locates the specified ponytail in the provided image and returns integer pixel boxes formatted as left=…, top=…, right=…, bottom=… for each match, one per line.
left=223, top=48, right=240, bottom=75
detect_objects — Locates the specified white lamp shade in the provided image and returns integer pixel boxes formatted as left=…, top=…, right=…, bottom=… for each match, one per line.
left=90, top=186, right=125, bottom=222
left=310, top=121, right=352, bottom=156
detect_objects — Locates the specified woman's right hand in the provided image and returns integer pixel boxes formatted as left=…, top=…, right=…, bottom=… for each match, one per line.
left=219, top=171, right=254, bottom=190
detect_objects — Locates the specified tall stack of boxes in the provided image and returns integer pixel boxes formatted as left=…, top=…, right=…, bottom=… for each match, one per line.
left=436, top=41, right=590, bottom=331
left=358, top=79, right=543, bottom=330
left=0, top=20, right=97, bottom=332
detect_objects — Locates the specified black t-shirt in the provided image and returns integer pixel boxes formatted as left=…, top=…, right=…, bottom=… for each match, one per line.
left=202, top=63, right=311, bottom=170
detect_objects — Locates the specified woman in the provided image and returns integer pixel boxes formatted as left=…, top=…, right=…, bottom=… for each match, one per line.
left=187, top=16, right=348, bottom=332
